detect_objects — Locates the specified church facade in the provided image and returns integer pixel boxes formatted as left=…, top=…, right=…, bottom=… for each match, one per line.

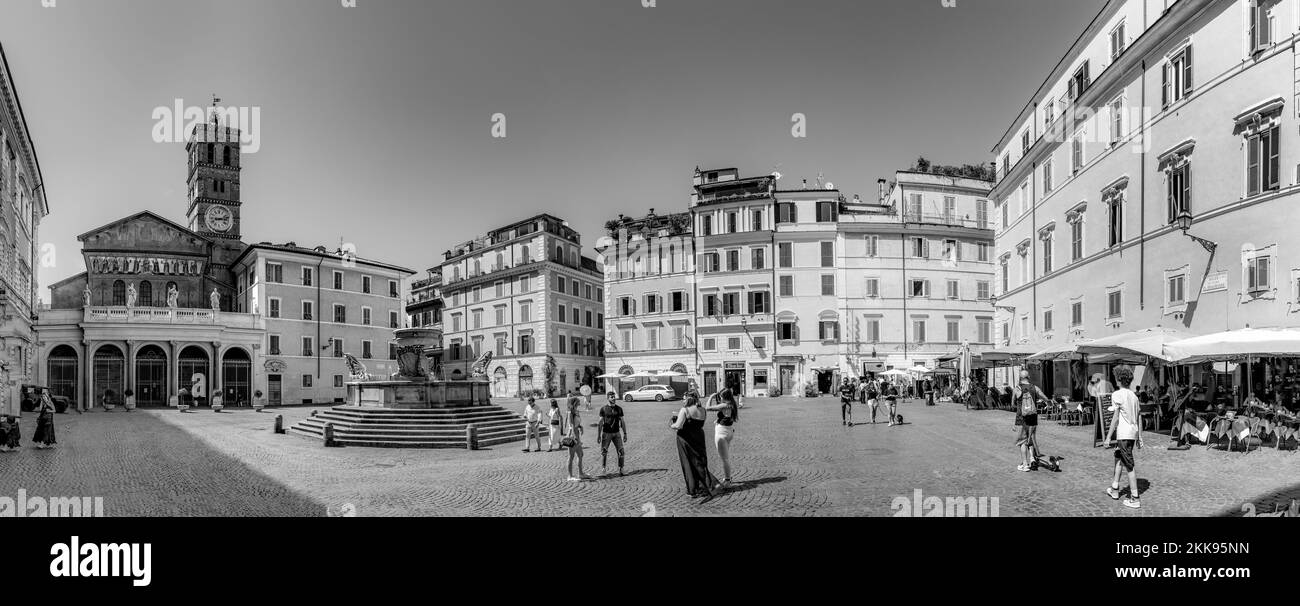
left=35, top=120, right=411, bottom=409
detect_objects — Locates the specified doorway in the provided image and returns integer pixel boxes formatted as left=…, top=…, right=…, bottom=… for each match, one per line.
left=268, top=375, right=282, bottom=406
left=816, top=370, right=835, bottom=394
left=779, top=365, right=796, bottom=395
left=724, top=370, right=746, bottom=397
left=135, top=345, right=168, bottom=407
left=703, top=371, right=718, bottom=396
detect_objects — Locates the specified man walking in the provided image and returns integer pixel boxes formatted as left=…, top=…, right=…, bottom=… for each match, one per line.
left=839, top=377, right=855, bottom=426
left=597, top=392, right=629, bottom=476
left=1014, top=370, right=1049, bottom=472
left=1103, top=366, right=1143, bottom=508
left=522, top=397, right=543, bottom=452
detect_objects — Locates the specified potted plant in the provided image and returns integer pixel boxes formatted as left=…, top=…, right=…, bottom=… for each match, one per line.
left=123, top=389, right=136, bottom=412
left=253, top=390, right=266, bottom=412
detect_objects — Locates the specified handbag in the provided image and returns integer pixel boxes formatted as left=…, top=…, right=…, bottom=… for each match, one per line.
left=560, top=436, right=577, bottom=448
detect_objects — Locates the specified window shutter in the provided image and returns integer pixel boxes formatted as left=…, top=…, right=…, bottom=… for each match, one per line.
left=1182, top=46, right=1193, bottom=92
left=1161, top=62, right=1170, bottom=107
left=1183, top=164, right=1191, bottom=212
left=1267, top=127, right=1280, bottom=190
left=1068, top=78, right=1076, bottom=101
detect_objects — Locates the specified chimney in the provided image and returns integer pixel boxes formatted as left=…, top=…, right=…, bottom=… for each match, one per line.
left=877, top=179, right=887, bottom=203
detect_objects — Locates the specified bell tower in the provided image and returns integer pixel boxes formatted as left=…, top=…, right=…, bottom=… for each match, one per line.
left=186, top=102, right=242, bottom=240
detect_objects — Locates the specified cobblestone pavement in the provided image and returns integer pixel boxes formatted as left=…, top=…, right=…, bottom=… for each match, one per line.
left=1, top=398, right=1297, bottom=516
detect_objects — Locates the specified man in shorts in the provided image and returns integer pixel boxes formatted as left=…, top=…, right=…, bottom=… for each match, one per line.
left=839, top=378, right=855, bottom=426
left=1014, top=370, right=1048, bottom=472
left=1103, top=366, right=1143, bottom=509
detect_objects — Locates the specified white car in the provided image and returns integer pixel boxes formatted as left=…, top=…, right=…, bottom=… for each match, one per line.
left=623, top=385, right=678, bottom=402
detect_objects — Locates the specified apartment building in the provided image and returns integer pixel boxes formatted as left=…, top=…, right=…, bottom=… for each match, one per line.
left=597, top=210, right=696, bottom=396
left=438, top=214, right=605, bottom=399
left=990, top=0, right=1299, bottom=395
left=692, top=168, right=778, bottom=396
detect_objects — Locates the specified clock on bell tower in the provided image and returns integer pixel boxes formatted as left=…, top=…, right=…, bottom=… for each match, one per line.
left=185, top=119, right=242, bottom=240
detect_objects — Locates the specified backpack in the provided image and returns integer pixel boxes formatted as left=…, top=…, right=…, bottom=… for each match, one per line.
left=601, top=406, right=622, bottom=433
left=1019, top=388, right=1038, bottom=417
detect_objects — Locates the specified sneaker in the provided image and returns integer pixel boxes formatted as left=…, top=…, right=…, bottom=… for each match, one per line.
left=1123, top=498, right=1141, bottom=509
left=1016, top=464, right=1029, bottom=472
left=1106, top=487, right=1121, bottom=500
left=522, top=449, right=531, bottom=452
left=567, top=476, right=579, bottom=482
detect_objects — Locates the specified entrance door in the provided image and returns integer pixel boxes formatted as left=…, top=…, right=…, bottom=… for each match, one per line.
left=780, top=365, right=795, bottom=395
left=135, top=346, right=168, bottom=407
left=817, top=371, right=834, bottom=394
left=268, top=375, right=282, bottom=406
left=703, top=371, right=718, bottom=396
left=725, top=370, right=746, bottom=397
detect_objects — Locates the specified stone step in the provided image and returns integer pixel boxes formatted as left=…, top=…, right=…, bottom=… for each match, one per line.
left=298, top=417, right=525, bottom=433
left=287, top=402, right=536, bottom=449
left=313, top=411, right=521, bottom=425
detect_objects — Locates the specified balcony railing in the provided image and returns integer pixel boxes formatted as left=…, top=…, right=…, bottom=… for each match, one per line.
left=902, top=212, right=990, bottom=229
left=83, top=306, right=265, bottom=329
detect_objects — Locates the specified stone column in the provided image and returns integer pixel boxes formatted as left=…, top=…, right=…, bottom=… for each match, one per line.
left=126, top=340, right=136, bottom=402
left=82, top=341, right=94, bottom=412
left=168, top=340, right=179, bottom=398
left=210, top=341, right=222, bottom=400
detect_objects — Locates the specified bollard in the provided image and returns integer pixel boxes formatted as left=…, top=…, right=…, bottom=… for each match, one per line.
left=465, top=424, right=479, bottom=451
left=274, top=414, right=285, bottom=434
left=324, top=423, right=338, bottom=448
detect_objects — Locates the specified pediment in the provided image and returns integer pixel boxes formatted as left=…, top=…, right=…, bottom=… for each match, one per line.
left=78, top=211, right=210, bottom=254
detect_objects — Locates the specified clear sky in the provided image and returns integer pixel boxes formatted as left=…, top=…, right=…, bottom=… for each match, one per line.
left=0, top=0, right=1105, bottom=298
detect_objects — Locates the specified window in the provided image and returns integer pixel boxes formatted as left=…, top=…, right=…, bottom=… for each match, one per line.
left=752, top=209, right=763, bottom=231
left=1000, top=257, right=1009, bottom=293
left=301, top=336, right=314, bottom=357
left=1019, top=249, right=1029, bottom=285
left=777, top=322, right=796, bottom=341
left=362, top=307, right=372, bottom=326
left=451, top=314, right=462, bottom=332
left=1071, top=302, right=1083, bottom=327
left=721, top=293, right=740, bottom=316
left=1250, top=0, right=1278, bottom=53
left=1247, top=125, right=1281, bottom=196
left=976, top=281, right=990, bottom=301
left=1042, top=231, right=1054, bottom=274
left=943, top=239, right=960, bottom=263
left=727, top=337, right=741, bottom=351
left=333, top=339, right=344, bottom=358
left=946, top=280, right=959, bottom=300
left=864, top=278, right=879, bottom=298
left=912, top=320, right=927, bottom=344
left=672, top=326, right=686, bottom=349
left=571, top=280, right=580, bottom=297
left=518, top=335, right=534, bottom=355
left=1068, top=61, right=1090, bottom=101
left=1021, top=130, right=1031, bottom=156
left=821, top=275, right=835, bottom=296
left=497, top=307, right=506, bottom=326
left=1106, top=188, right=1125, bottom=247
left=727, top=212, right=738, bottom=234
left=332, top=375, right=344, bottom=389
left=976, top=200, right=989, bottom=229
left=701, top=215, right=713, bottom=236
left=865, top=235, right=879, bottom=257
left=557, top=335, right=567, bottom=354
left=1043, top=99, right=1056, bottom=130
left=390, top=310, right=399, bottom=329
left=644, top=294, right=659, bottom=314
left=472, top=309, right=483, bottom=329
left=518, top=276, right=531, bottom=293
left=909, top=279, right=930, bottom=298
left=779, top=275, right=793, bottom=297
left=303, top=375, right=313, bottom=388
left=302, top=301, right=314, bottom=321
left=816, top=201, right=837, bottom=223
left=554, top=275, right=565, bottom=292
left=978, top=319, right=991, bottom=343
left=907, top=193, right=922, bottom=219
left=818, top=321, right=840, bottom=342
left=268, top=298, right=281, bottom=318
left=911, top=237, right=929, bottom=259
left=778, top=242, right=793, bottom=268
left=389, top=343, right=398, bottom=360
left=333, top=304, right=346, bottom=324
left=777, top=202, right=798, bottom=224
left=1020, top=182, right=1029, bottom=215
left=1107, top=290, right=1123, bottom=319
left=1110, top=20, right=1126, bottom=59
left=1167, top=274, right=1187, bottom=305
left=748, top=291, right=771, bottom=314
left=977, top=242, right=990, bottom=262
left=1247, top=255, right=1272, bottom=293
left=1043, top=310, right=1054, bottom=332
left=702, top=338, right=717, bottom=352
left=1071, top=132, right=1084, bottom=174
left=332, top=271, right=343, bottom=290
left=753, top=336, right=767, bottom=351
left=751, top=248, right=766, bottom=270
left=361, top=275, right=371, bottom=294
left=646, top=327, right=660, bottom=350
left=619, top=296, right=634, bottom=317
left=267, top=263, right=283, bottom=283
left=726, top=250, right=739, bottom=271
left=269, top=335, right=281, bottom=355
left=1042, top=159, right=1054, bottom=194
left=362, top=340, right=373, bottom=359
left=820, top=241, right=834, bottom=267
left=1162, top=46, right=1193, bottom=107
left=301, top=267, right=313, bottom=286
left=866, top=319, right=881, bottom=343
left=670, top=291, right=686, bottom=312
left=702, top=252, right=720, bottom=273
left=1109, top=96, right=1125, bottom=145
left=1070, top=215, right=1084, bottom=262
left=1166, top=160, right=1191, bottom=223
left=947, top=320, right=960, bottom=343
left=943, top=196, right=956, bottom=223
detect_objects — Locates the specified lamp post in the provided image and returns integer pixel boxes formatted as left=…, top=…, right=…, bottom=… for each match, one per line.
left=1174, top=211, right=1217, bottom=254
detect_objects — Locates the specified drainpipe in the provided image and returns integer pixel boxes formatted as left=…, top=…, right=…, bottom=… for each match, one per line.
left=1139, top=59, right=1147, bottom=310
left=899, top=184, right=908, bottom=365
left=316, top=256, right=324, bottom=380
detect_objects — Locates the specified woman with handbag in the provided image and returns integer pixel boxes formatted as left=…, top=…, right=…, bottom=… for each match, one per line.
left=563, top=399, right=590, bottom=481
left=671, top=393, right=718, bottom=499
left=546, top=400, right=563, bottom=452
left=704, top=380, right=740, bottom=488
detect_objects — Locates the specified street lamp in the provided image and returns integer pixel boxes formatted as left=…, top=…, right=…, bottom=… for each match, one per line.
left=1174, top=211, right=1217, bottom=254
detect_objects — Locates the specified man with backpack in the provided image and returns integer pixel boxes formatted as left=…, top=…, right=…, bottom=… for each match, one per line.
left=597, top=392, right=629, bottom=476
left=1014, top=370, right=1050, bottom=472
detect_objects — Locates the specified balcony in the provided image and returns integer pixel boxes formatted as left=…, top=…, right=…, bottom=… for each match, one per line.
left=83, top=306, right=266, bottom=329
left=902, top=212, right=990, bottom=230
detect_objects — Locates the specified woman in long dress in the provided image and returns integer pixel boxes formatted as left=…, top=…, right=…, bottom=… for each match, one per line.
left=32, top=392, right=57, bottom=449
left=671, top=394, right=718, bottom=499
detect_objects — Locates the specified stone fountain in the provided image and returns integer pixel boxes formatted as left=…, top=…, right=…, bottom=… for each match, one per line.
left=344, top=326, right=492, bottom=409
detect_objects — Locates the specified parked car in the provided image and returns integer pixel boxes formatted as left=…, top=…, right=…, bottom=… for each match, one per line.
left=623, top=385, right=679, bottom=402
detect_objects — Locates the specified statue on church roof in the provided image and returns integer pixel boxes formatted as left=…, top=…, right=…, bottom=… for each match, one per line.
left=210, top=288, right=220, bottom=311
left=167, top=285, right=179, bottom=309
left=126, top=283, right=137, bottom=308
